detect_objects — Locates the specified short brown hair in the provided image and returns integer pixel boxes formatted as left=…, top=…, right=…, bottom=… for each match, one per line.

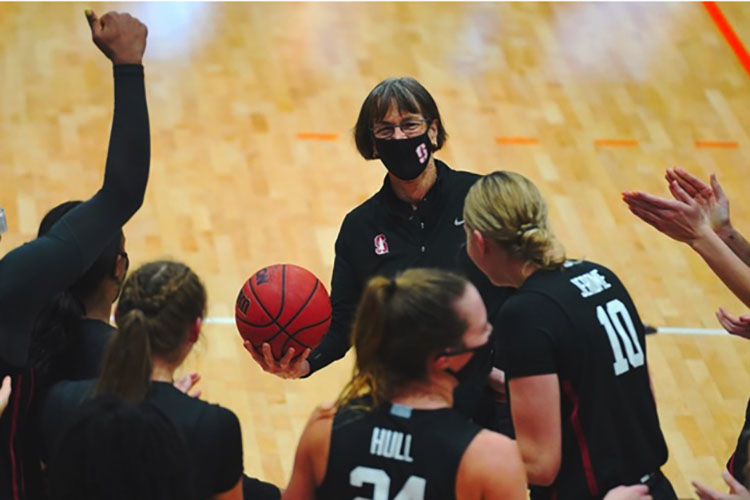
left=354, top=77, right=448, bottom=159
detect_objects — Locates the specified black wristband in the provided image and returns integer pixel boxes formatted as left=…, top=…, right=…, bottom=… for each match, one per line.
left=113, top=64, right=144, bottom=77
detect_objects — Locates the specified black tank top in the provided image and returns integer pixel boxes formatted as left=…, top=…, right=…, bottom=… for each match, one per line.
left=316, top=401, right=482, bottom=500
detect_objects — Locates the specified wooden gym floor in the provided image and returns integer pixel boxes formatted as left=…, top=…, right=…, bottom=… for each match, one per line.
left=1, top=2, right=750, bottom=497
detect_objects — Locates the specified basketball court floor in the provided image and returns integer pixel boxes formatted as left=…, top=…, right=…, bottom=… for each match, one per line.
left=1, top=2, right=750, bottom=497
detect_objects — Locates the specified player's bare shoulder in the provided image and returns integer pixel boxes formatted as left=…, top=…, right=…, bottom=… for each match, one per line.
left=457, top=430, right=527, bottom=500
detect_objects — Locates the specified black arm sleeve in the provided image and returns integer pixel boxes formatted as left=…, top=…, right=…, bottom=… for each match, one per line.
left=0, top=64, right=150, bottom=369
left=306, top=225, right=361, bottom=376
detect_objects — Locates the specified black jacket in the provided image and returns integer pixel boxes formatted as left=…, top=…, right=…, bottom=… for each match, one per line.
left=307, top=161, right=511, bottom=414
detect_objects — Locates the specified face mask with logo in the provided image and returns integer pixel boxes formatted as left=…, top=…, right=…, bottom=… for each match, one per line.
left=374, top=131, right=433, bottom=181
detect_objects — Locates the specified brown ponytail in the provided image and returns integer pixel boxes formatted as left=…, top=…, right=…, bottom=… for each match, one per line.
left=96, top=309, right=152, bottom=402
left=96, top=261, right=206, bottom=403
left=337, top=269, right=469, bottom=410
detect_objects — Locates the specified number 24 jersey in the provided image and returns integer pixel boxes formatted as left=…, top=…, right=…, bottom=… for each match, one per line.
left=316, top=402, right=482, bottom=500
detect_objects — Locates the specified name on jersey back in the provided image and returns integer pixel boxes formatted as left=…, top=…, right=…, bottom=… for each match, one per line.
left=570, top=269, right=612, bottom=298
left=370, top=427, right=414, bottom=463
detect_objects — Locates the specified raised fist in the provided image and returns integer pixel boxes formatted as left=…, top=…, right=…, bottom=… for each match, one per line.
left=85, top=10, right=148, bottom=65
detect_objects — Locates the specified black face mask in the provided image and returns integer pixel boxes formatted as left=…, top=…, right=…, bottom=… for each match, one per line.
left=441, top=341, right=492, bottom=384
left=374, top=131, right=433, bottom=181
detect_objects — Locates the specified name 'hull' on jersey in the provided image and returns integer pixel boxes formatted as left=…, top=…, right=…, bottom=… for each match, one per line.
left=316, top=402, right=482, bottom=500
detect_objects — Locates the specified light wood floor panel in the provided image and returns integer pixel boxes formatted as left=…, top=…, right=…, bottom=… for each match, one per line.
left=2, top=2, right=750, bottom=497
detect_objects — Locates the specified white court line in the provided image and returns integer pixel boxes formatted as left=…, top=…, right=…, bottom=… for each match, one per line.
left=204, top=317, right=236, bottom=325
left=202, top=317, right=729, bottom=336
left=655, top=327, right=727, bottom=336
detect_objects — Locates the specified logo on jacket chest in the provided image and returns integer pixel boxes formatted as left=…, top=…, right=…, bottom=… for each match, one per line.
left=374, top=234, right=389, bottom=255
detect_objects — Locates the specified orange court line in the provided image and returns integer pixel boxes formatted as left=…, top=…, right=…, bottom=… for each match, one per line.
left=494, top=137, right=539, bottom=145
left=703, top=2, right=750, bottom=79
left=296, top=132, right=339, bottom=141
left=695, top=140, right=739, bottom=149
left=594, top=139, right=638, bottom=147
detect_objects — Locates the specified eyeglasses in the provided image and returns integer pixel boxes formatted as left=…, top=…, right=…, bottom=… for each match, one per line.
left=371, top=119, right=429, bottom=140
left=439, top=341, right=488, bottom=358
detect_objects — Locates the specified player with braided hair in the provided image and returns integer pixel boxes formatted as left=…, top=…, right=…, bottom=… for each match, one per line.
left=39, top=260, right=281, bottom=500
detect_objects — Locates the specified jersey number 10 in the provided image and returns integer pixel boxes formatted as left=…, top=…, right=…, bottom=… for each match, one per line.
left=350, top=466, right=426, bottom=500
left=596, top=299, right=644, bottom=376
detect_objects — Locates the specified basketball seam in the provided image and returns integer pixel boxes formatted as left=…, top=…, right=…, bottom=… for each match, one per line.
left=266, top=278, right=320, bottom=348
left=246, top=266, right=329, bottom=356
left=247, top=265, right=287, bottom=325
left=236, top=314, right=275, bottom=329
left=279, top=314, right=332, bottom=351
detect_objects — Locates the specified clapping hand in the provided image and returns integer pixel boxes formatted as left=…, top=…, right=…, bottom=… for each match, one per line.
left=693, top=470, right=750, bottom=500
left=665, top=167, right=731, bottom=234
left=174, top=372, right=202, bottom=398
left=623, top=179, right=713, bottom=245
left=716, top=307, right=750, bottom=340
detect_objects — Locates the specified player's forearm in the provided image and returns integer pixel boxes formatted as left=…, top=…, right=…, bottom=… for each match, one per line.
left=691, top=231, right=750, bottom=309
left=716, top=224, right=750, bottom=268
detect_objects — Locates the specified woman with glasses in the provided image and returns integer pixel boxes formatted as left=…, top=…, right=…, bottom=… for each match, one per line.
left=463, top=171, right=676, bottom=500
left=245, top=77, right=511, bottom=429
left=282, top=268, right=527, bottom=500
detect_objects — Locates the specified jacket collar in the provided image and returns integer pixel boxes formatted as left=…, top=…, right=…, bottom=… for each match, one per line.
left=378, top=159, right=450, bottom=217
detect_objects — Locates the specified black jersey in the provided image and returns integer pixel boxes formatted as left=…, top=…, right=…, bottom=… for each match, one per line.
left=727, top=399, right=750, bottom=485
left=39, top=380, right=243, bottom=500
left=498, top=260, right=668, bottom=500
left=316, top=402, right=482, bottom=500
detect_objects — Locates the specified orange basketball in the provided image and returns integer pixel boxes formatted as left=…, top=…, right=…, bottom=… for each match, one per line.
left=235, top=264, right=331, bottom=361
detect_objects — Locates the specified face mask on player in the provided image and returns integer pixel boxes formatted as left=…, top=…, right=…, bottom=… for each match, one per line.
left=374, top=131, right=433, bottom=181
left=440, top=340, right=490, bottom=384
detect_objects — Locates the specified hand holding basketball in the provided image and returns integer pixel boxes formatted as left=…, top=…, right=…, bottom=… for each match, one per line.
left=235, top=264, right=331, bottom=376
left=85, top=10, right=147, bottom=65
left=243, top=341, right=311, bottom=379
